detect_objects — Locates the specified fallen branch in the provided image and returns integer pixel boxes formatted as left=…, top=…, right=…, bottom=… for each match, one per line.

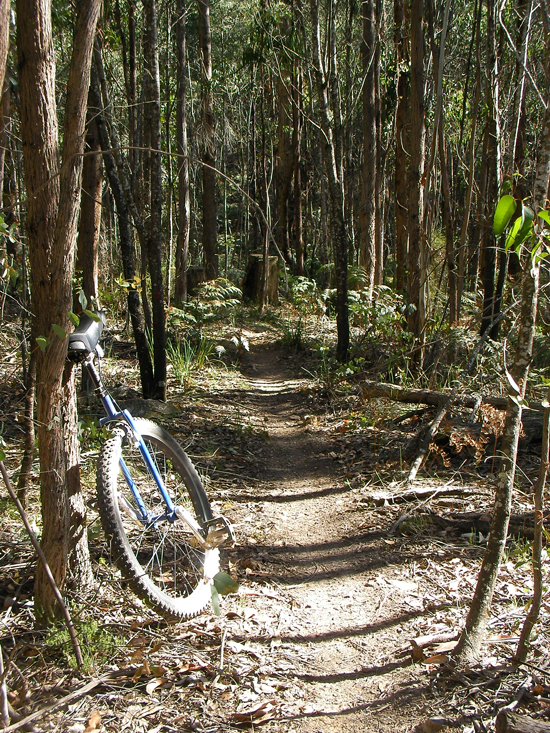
left=496, top=710, right=550, bottom=733
left=0, top=676, right=105, bottom=733
left=362, top=378, right=546, bottom=413
left=407, top=385, right=458, bottom=484
left=0, top=669, right=135, bottom=733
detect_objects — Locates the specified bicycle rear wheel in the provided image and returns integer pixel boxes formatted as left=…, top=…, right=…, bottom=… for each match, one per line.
left=97, top=418, right=219, bottom=619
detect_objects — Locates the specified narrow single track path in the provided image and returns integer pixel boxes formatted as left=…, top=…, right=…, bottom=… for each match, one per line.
left=219, top=333, right=430, bottom=733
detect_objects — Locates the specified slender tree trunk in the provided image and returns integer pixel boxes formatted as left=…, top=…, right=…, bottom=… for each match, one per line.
left=276, top=23, right=296, bottom=270
left=89, top=59, right=155, bottom=398
left=514, top=388, right=549, bottom=663
left=174, top=0, right=190, bottom=305
left=480, top=0, right=500, bottom=337
left=455, top=260, right=539, bottom=664
left=292, top=63, right=304, bottom=275
left=0, top=0, right=10, bottom=208
left=457, top=0, right=481, bottom=317
left=360, top=0, right=377, bottom=300
left=17, top=0, right=101, bottom=619
left=76, top=103, right=102, bottom=305
left=308, top=0, right=349, bottom=361
left=407, top=0, right=426, bottom=350
left=143, top=0, right=166, bottom=401
left=198, top=0, right=217, bottom=279
left=394, top=0, right=409, bottom=293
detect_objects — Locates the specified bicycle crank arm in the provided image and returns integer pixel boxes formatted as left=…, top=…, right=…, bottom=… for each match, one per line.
left=204, top=515, right=236, bottom=547
left=174, top=506, right=215, bottom=549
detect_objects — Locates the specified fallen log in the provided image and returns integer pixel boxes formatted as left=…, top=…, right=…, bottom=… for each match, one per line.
left=430, top=510, right=548, bottom=540
left=361, top=379, right=545, bottom=413
left=496, top=710, right=550, bottom=733
left=361, top=379, right=545, bottom=445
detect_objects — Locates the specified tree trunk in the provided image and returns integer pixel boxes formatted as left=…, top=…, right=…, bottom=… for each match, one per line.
left=143, top=0, right=166, bottom=401
left=198, top=0, right=217, bottom=280
left=309, top=0, right=349, bottom=361
left=407, top=0, right=426, bottom=351
left=89, top=57, right=155, bottom=398
left=16, top=0, right=101, bottom=619
left=454, top=261, right=539, bottom=664
left=76, top=103, right=102, bottom=305
left=480, top=0, right=500, bottom=337
left=174, top=0, right=190, bottom=305
left=457, top=0, right=481, bottom=318
left=0, top=0, right=10, bottom=207
left=64, top=362, right=93, bottom=586
left=394, top=0, right=409, bottom=294
left=292, top=66, right=304, bottom=275
left=360, top=0, right=377, bottom=300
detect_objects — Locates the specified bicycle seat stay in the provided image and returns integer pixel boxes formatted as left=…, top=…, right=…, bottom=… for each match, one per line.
left=67, top=311, right=106, bottom=359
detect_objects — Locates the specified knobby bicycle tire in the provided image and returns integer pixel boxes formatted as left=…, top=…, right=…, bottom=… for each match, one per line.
left=96, top=418, right=219, bottom=619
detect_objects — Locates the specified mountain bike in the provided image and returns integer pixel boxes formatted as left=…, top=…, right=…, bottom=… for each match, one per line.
left=67, top=312, right=234, bottom=619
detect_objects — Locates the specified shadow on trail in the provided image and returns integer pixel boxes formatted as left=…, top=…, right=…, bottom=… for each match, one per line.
left=230, top=601, right=458, bottom=647
left=276, top=683, right=427, bottom=723
left=233, top=530, right=464, bottom=585
left=225, top=482, right=354, bottom=503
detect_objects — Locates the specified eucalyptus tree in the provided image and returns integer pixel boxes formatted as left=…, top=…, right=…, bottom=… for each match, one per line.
left=16, top=0, right=101, bottom=617
left=198, top=0, right=218, bottom=280
left=308, top=0, right=349, bottom=362
left=174, top=0, right=191, bottom=305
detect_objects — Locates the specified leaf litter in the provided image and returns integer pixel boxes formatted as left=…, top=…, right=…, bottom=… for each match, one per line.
left=0, top=317, right=549, bottom=731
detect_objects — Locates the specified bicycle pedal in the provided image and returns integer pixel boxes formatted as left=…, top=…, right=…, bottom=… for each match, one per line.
left=204, top=515, right=236, bottom=547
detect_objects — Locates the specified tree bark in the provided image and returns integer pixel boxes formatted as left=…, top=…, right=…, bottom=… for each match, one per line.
left=480, top=0, right=501, bottom=337
left=394, top=0, right=409, bottom=294
left=17, top=0, right=101, bottom=619
left=174, top=0, right=190, bottom=305
left=308, top=0, right=349, bottom=361
left=89, top=58, right=155, bottom=398
left=0, top=0, right=10, bottom=208
left=496, top=710, right=550, bottom=733
left=360, top=0, right=378, bottom=300
left=514, top=388, right=549, bottom=662
left=198, top=0, right=217, bottom=280
left=454, top=262, right=539, bottom=664
left=143, top=0, right=166, bottom=401
left=76, top=102, right=102, bottom=305
left=407, top=0, right=426, bottom=351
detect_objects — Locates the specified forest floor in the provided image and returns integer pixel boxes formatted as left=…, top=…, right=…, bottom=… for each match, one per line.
left=1, top=311, right=550, bottom=732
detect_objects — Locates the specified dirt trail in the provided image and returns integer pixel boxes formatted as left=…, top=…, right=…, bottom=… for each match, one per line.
left=220, top=333, right=431, bottom=733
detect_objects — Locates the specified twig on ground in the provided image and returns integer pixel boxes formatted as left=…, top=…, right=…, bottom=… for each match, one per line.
left=0, top=461, right=83, bottom=670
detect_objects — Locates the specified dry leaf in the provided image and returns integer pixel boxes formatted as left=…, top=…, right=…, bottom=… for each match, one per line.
left=146, top=677, right=167, bottom=695
left=422, top=654, right=449, bottom=665
left=130, top=648, right=143, bottom=664
left=231, top=700, right=277, bottom=727
left=83, top=710, right=101, bottom=733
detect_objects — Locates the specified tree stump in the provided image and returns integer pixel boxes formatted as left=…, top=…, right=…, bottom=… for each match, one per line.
left=187, top=266, right=206, bottom=296
left=496, top=710, right=550, bottom=733
left=242, top=254, right=278, bottom=304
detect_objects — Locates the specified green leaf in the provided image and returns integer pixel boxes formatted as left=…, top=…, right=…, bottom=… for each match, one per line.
left=213, top=571, right=239, bottom=596
left=52, top=324, right=67, bottom=339
left=68, top=311, right=80, bottom=327
left=494, top=195, right=517, bottom=236
left=211, top=585, right=220, bottom=615
left=0, top=448, right=4, bottom=461
left=36, top=336, right=49, bottom=352
left=83, top=309, right=102, bottom=322
left=78, top=290, right=88, bottom=310
left=538, top=210, right=550, bottom=226
left=505, top=203, right=534, bottom=252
